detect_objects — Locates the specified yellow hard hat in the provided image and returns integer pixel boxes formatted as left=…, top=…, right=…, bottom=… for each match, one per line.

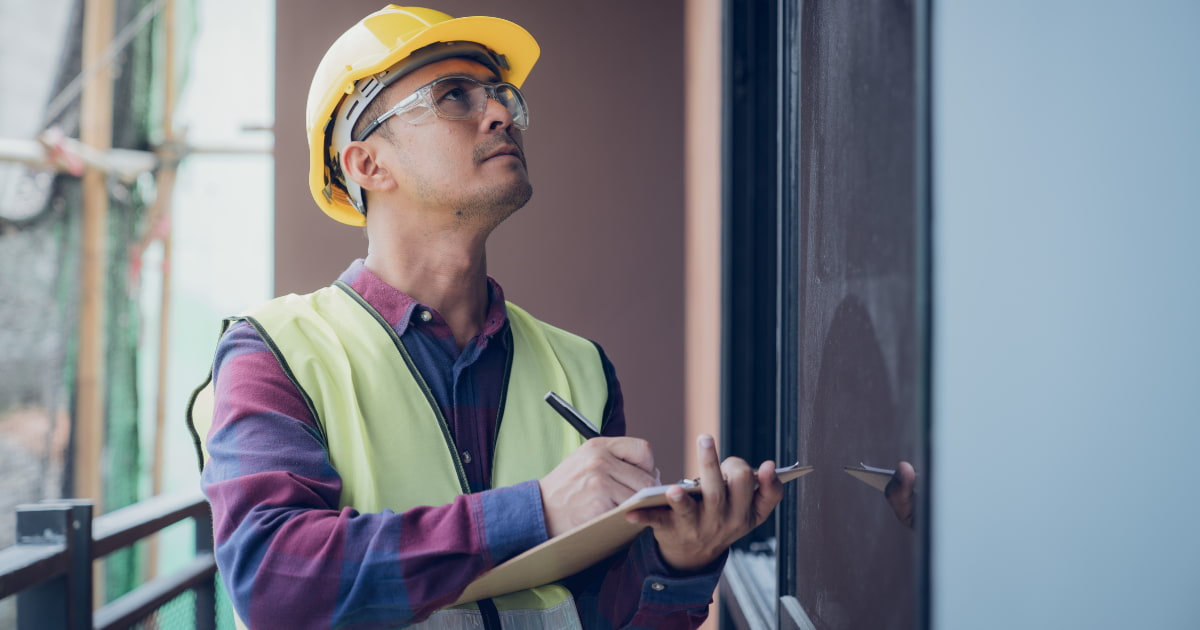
left=305, top=5, right=540, bottom=225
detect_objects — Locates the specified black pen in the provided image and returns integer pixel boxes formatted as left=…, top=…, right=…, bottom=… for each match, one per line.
left=544, top=391, right=601, bottom=439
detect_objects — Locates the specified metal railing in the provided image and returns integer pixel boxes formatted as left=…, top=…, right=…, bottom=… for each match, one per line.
left=0, top=489, right=216, bottom=630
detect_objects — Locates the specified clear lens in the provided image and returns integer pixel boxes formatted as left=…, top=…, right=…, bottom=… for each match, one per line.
left=357, top=75, right=530, bottom=140
left=493, top=84, right=529, bottom=129
left=430, top=78, right=480, bottom=119
left=425, top=76, right=528, bottom=130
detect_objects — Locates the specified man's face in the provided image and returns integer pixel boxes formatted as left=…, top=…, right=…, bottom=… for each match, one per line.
left=367, top=57, right=532, bottom=225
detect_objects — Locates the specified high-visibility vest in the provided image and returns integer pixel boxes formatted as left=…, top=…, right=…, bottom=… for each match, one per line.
left=189, top=281, right=609, bottom=629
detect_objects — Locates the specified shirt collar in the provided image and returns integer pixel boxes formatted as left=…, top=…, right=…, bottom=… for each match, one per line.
left=338, top=259, right=510, bottom=338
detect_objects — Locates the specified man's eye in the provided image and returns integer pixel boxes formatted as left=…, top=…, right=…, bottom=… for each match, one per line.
left=438, top=86, right=468, bottom=103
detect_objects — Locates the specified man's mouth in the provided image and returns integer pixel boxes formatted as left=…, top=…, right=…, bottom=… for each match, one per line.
left=478, top=141, right=525, bottom=166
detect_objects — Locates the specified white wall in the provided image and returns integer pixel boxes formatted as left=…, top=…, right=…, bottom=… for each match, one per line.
left=932, top=2, right=1200, bottom=628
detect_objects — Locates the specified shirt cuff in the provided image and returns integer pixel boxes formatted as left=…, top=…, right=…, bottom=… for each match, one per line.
left=635, top=530, right=726, bottom=600
left=478, top=479, right=549, bottom=564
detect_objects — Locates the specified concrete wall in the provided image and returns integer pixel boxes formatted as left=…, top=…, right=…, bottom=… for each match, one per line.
left=274, top=1, right=690, bottom=475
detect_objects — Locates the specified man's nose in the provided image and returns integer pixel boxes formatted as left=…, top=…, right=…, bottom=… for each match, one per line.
left=481, top=93, right=514, bottom=131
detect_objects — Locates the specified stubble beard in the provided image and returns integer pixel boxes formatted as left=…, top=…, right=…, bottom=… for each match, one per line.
left=469, top=174, right=531, bottom=216
left=400, top=134, right=533, bottom=229
left=431, top=174, right=531, bottom=234
left=454, top=139, right=533, bottom=228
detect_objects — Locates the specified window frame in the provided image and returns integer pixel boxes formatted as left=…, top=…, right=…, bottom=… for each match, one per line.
left=718, top=0, right=933, bottom=628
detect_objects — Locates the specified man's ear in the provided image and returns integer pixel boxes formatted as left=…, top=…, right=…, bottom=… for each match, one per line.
left=341, top=141, right=396, bottom=193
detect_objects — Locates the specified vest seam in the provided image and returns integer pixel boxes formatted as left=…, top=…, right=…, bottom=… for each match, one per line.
left=489, top=324, right=516, bottom=491
left=332, top=281, right=471, bottom=494
left=237, top=314, right=331, bottom=448
left=592, top=340, right=617, bottom=431
left=185, top=364, right=214, bottom=472
left=185, top=319, right=230, bottom=472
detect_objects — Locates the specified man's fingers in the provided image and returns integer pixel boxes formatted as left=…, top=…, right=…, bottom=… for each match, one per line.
left=604, top=456, right=659, bottom=496
left=642, top=453, right=792, bottom=574
left=755, top=460, right=778, bottom=485
left=606, top=437, right=660, bottom=492
left=697, top=434, right=726, bottom=506
left=721, top=457, right=755, bottom=521
left=602, top=436, right=657, bottom=476
left=752, top=460, right=784, bottom=525
left=627, top=486, right=698, bottom=527
left=666, top=485, right=698, bottom=519
left=572, top=437, right=658, bottom=496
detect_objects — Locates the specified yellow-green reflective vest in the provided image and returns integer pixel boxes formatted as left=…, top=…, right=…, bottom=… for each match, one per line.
left=189, top=281, right=609, bottom=629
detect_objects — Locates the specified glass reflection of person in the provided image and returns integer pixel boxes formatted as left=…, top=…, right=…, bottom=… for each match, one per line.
left=886, top=460, right=917, bottom=528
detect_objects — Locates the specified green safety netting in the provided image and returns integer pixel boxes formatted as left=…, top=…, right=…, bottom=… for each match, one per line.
left=0, top=0, right=229, bottom=620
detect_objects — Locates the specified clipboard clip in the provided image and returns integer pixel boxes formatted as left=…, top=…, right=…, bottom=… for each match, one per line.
left=675, top=461, right=804, bottom=489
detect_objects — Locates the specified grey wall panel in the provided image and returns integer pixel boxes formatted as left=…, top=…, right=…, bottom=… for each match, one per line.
left=933, top=2, right=1200, bottom=628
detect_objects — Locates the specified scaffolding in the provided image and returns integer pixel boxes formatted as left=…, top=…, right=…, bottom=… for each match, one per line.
left=0, top=0, right=199, bottom=619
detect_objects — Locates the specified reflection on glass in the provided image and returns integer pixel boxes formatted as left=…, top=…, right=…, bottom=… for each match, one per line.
left=787, top=2, right=921, bottom=629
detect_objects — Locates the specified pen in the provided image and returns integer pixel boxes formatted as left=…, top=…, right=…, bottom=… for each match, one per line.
left=544, top=391, right=601, bottom=439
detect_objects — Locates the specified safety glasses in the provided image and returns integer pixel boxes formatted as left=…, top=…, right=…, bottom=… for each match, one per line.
left=354, top=74, right=529, bottom=141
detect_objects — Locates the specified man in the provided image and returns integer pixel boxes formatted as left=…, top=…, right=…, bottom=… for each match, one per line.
left=189, top=5, right=783, bottom=628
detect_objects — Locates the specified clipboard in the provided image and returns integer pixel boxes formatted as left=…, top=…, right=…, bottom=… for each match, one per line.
left=453, top=462, right=813, bottom=605
left=843, top=463, right=896, bottom=492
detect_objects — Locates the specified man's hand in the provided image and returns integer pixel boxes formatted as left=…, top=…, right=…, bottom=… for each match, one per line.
left=884, top=460, right=917, bottom=528
left=539, top=437, right=658, bottom=538
left=626, top=435, right=784, bottom=573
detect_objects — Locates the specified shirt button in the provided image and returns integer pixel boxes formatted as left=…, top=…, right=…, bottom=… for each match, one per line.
left=650, top=582, right=666, bottom=592
left=419, top=310, right=432, bottom=322
left=461, top=450, right=472, bottom=464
